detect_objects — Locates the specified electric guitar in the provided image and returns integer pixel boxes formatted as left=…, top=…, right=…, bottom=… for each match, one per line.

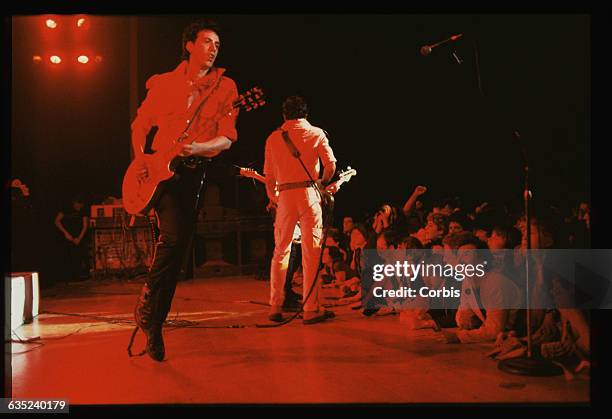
left=122, top=87, right=265, bottom=216
left=238, top=166, right=357, bottom=213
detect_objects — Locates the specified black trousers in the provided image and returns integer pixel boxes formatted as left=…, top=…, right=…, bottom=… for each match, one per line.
left=144, top=164, right=207, bottom=326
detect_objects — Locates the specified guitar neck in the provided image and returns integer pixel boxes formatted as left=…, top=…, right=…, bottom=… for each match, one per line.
left=250, top=173, right=266, bottom=184
left=239, top=169, right=266, bottom=184
left=329, top=178, right=348, bottom=193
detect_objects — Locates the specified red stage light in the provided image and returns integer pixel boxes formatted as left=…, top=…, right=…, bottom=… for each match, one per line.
left=77, top=55, right=90, bottom=64
left=32, top=55, right=43, bottom=64
left=50, top=55, right=62, bottom=64
left=77, top=18, right=86, bottom=28
left=45, top=19, right=57, bottom=29
left=94, top=56, right=103, bottom=63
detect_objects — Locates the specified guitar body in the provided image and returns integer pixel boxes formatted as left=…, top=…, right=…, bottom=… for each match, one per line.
left=321, top=190, right=335, bottom=215
left=122, top=153, right=175, bottom=216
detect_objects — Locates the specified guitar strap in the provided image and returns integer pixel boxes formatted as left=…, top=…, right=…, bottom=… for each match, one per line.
left=280, top=129, right=334, bottom=225
left=280, top=130, right=316, bottom=184
left=181, top=68, right=225, bottom=141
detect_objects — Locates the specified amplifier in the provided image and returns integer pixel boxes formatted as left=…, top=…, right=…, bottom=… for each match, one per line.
left=91, top=204, right=125, bottom=219
left=92, top=226, right=154, bottom=273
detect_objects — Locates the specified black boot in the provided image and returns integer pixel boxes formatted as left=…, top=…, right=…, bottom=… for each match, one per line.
left=146, top=324, right=165, bottom=362
left=134, top=284, right=165, bottom=362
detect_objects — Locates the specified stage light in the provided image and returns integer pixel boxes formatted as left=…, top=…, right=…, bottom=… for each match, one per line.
left=94, top=55, right=103, bottom=63
left=45, top=19, right=57, bottom=29
left=32, top=55, right=42, bottom=64
left=75, top=15, right=90, bottom=30
left=77, top=55, right=90, bottom=64
left=50, top=55, right=62, bottom=64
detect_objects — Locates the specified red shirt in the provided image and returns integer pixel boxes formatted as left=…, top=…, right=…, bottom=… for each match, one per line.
left=131, top=61, right=239, bottom=153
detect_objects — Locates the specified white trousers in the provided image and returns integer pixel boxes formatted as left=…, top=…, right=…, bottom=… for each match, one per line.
left=269, top=187, right=323, bottom=312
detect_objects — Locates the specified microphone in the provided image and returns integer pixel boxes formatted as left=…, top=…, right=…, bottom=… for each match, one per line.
left=420, top=33, right=464, bottom=56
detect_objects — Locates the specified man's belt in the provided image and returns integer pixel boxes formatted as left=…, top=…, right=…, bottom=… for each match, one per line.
left=278, top=180, right=316, bottom=192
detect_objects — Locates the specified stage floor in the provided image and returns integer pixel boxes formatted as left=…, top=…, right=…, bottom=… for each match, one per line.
left=9, top=275, right=589, bottom=404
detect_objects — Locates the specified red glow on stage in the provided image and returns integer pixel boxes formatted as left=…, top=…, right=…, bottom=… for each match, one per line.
left=94, top=55, right=103, bottom=63
left=49, top=55, right=62, bottom=64
left=32, top=55, right=42, bottom=64
left=77, top=55, right=90, bottom=64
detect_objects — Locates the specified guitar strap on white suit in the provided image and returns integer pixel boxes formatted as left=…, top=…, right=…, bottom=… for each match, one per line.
left=280, top=130, right=317, bottom=185
left=280, top=129, right=334, bottom=228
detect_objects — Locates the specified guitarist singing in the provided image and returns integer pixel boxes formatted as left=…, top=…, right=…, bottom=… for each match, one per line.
left=264, top=96, right=337, bottom=325
left=130, top=19, right=239, bottom=362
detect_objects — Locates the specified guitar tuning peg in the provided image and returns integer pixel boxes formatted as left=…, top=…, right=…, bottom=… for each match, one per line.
left=347, top=166, right=351, bottom=170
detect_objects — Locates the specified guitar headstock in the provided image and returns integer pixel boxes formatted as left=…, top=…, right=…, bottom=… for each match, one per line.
left=338, top=166, right=357, bottom=182
left=237, top=166, right=265, bottom=183
left=235, top=87, right=266, bottom=112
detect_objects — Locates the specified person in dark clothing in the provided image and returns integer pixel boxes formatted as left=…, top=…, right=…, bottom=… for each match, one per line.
left=54, top=195, right=90, bottom=281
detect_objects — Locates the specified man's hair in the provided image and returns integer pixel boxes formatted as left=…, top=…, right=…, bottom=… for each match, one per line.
left=448, top=211, right=472, bottom=231
left=378, top=230, right=400, bottom=249
left=492, top=224, right=522, bottom=249
left=442, top=196, right=460, bottom=210
left=352, top=222, right=376, bottom=248
left=326, top=227, right=343, bottom=245
left=443, top=231, right=486, bottom=249
left=181, top=19, right=222, bottom=60
left=282, top=96, right=309, bottom=120
left=72, top=194, right=85, bottom=205
left=401, top=236, right=424, bottom=249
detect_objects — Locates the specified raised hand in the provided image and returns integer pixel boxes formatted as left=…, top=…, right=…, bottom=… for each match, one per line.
left=414, top=185, right=427, bottom=196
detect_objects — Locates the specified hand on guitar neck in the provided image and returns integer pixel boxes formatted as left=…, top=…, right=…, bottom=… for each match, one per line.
left=320, top=167, right=357, bottom=195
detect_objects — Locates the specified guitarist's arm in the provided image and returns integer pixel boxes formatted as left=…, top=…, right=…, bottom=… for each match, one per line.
left=265, top=174, right=278, bottom=206
left=131, top=125, right=148, bottom=159
left=180, top=80, right=240, bottom=158
left=130, top=124, right=150, bottom=179
left=180, top=136, right=233, bottom=158
left=317, top=132, right=337, bottom=186
left=321, top=161, right=336, bottom=186
left=130, top=79, right=158, bottom=159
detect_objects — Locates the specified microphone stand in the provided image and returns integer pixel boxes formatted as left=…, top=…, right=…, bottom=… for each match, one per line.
left=497, top=132, right=561, bottom=376
left=432, top=34, right=562, bottom=376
